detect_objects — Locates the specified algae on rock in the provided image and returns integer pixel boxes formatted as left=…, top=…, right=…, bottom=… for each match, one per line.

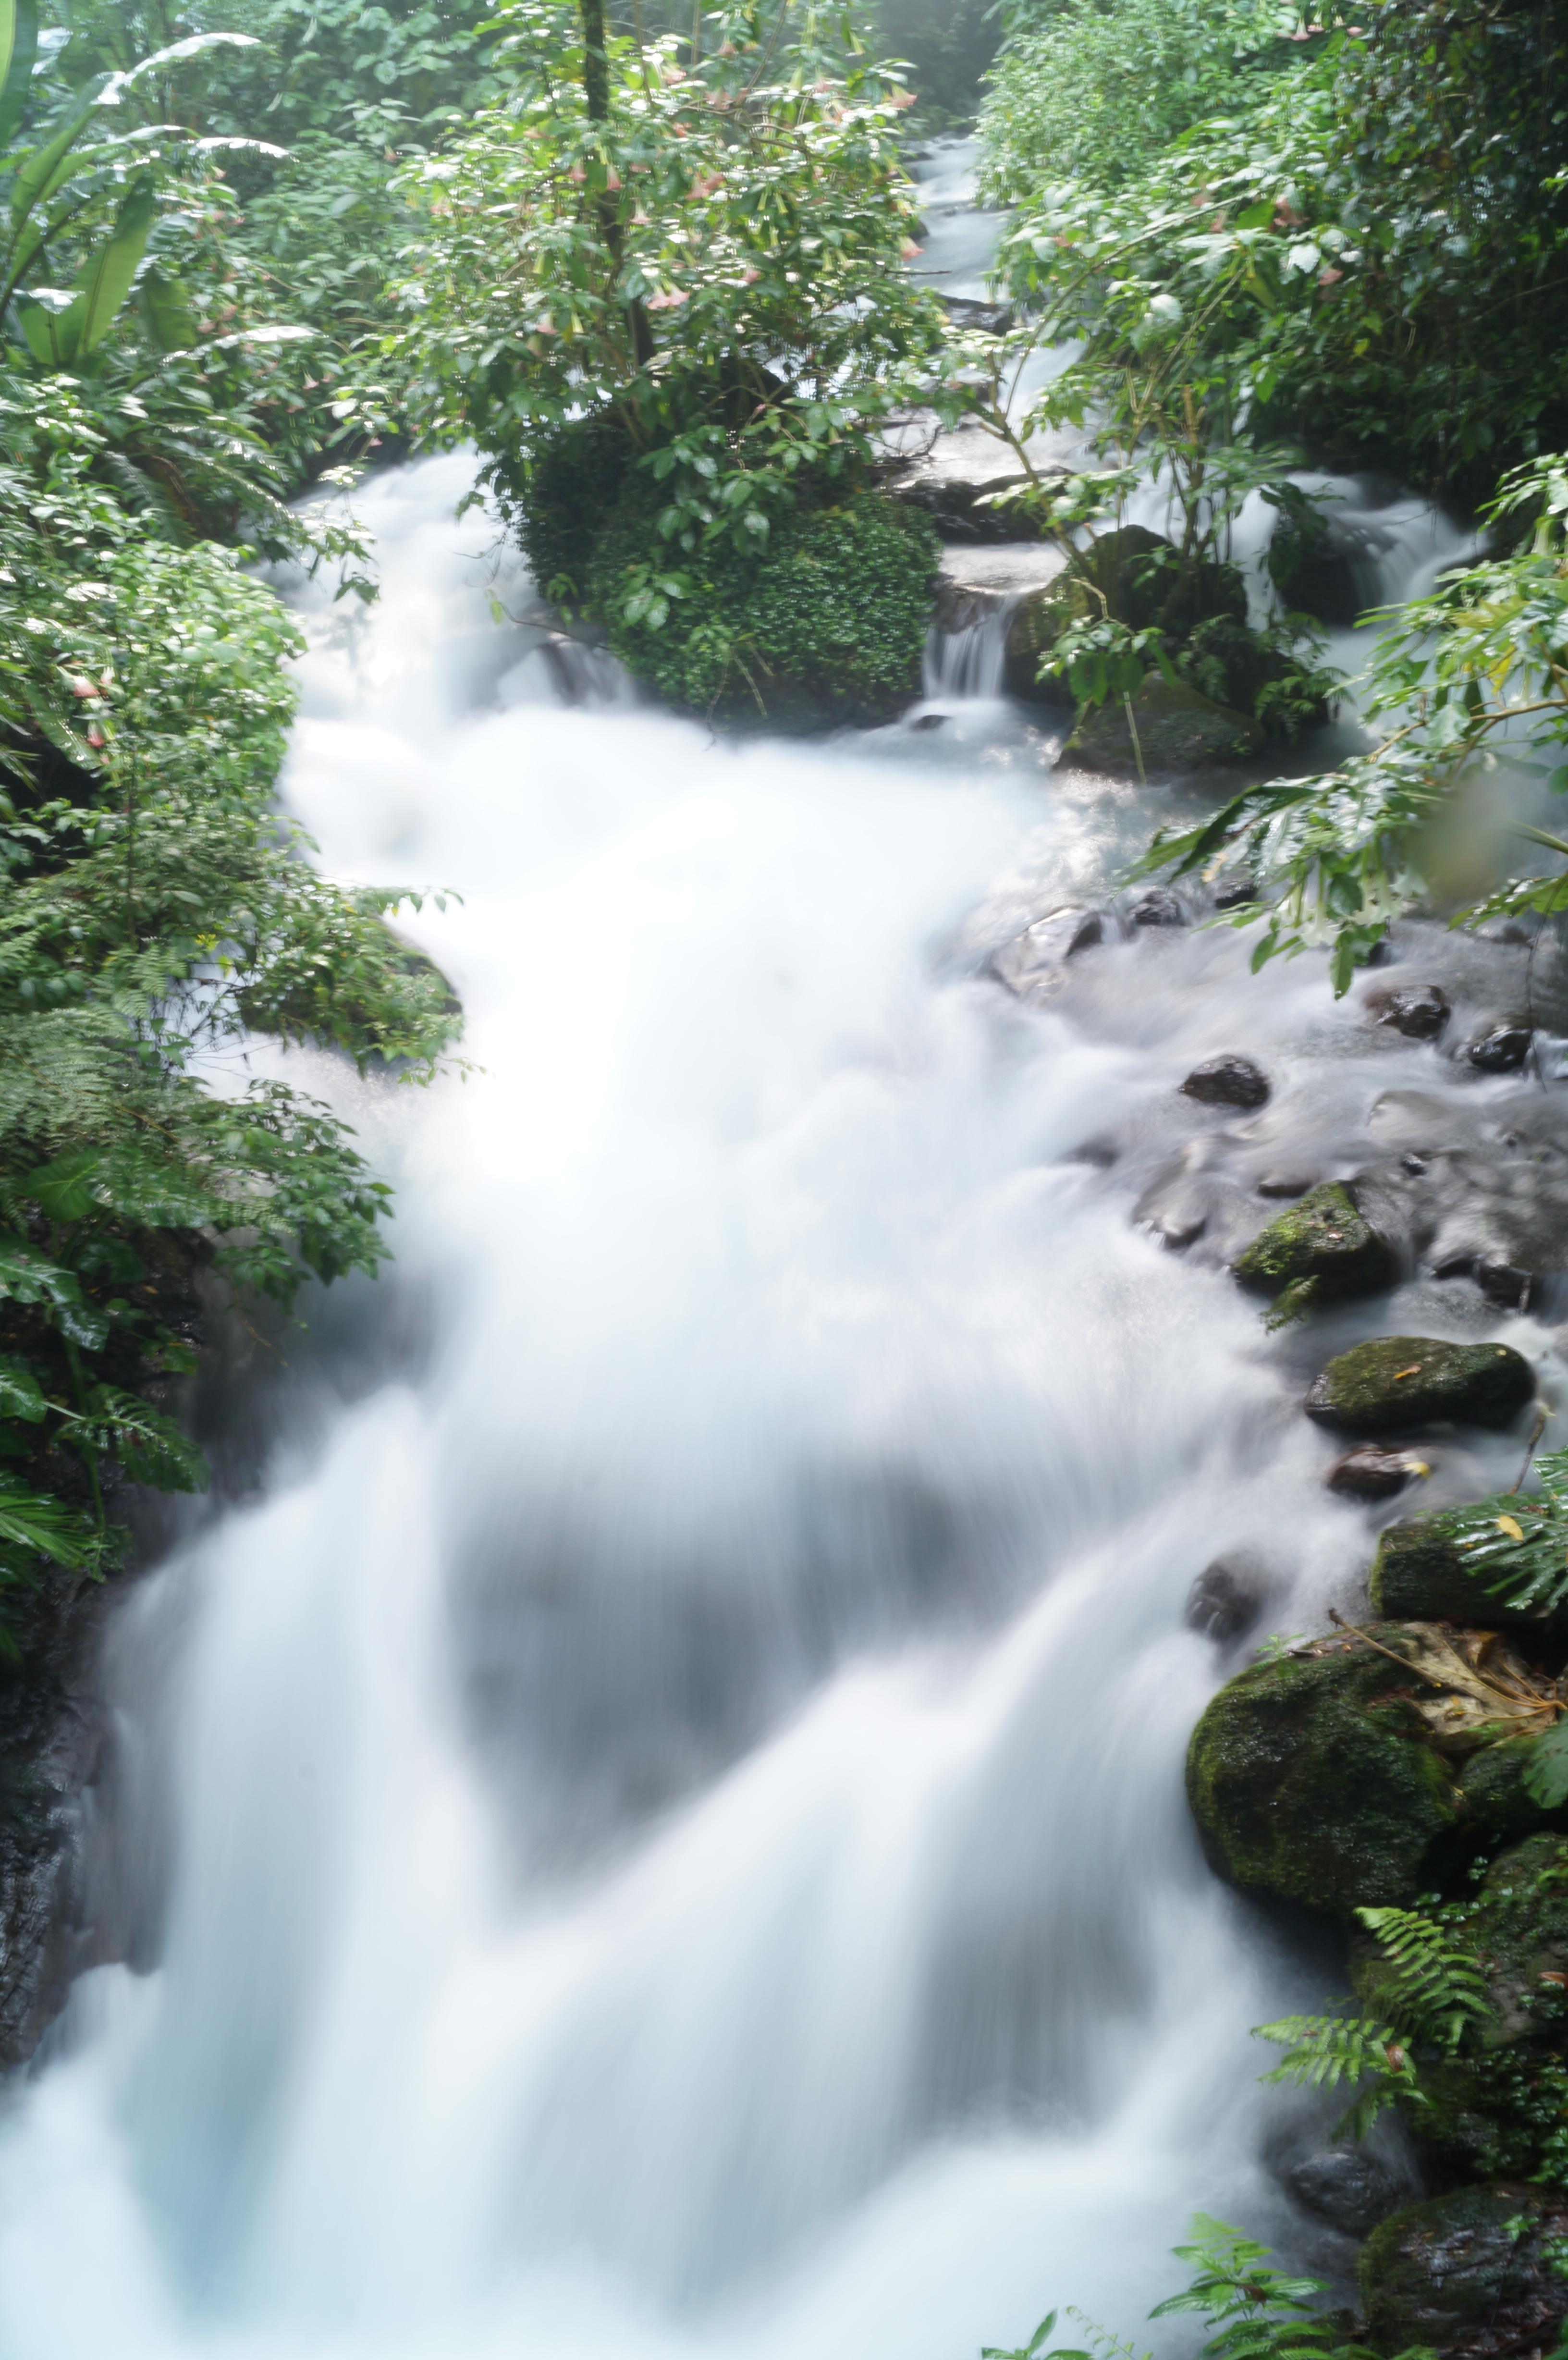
left=1233, top=1181, right=1395, bottom=1311
left=1186, top=1628, right=1464, bottom=1917
left=1359, top=2182, right=1568, bottom=2357
left=1306, top=1336, right=1535, bottom=1435
left=1373, top=1512, right=1568, bottom=1652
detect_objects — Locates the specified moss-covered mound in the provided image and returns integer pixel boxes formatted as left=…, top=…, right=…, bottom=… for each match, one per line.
left=1233, top=1181, right=1395, bottom=1305
left=1002, top=523, right=1329, bottom=745
left=1186, top=1628, right=1463, bottom=1917
left=1359, top=2182, right=1568, bottom=2358
left=1065, top=676, right=1262, bottom=772
left=1372, top=1512, right=1568, bottom=1652
left=494, top=410, right=940, bottom=727
left=1305, top=1337, right=1535, bottom=1435
left=592, top=491, right=941, bottom=728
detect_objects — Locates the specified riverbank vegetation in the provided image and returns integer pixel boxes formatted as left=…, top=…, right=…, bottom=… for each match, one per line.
left=0, top=1, right=470, bottom=1635
left=968, top=0, right=1568, bottom=975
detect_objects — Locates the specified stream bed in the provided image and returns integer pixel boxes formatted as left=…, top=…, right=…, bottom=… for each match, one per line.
left=1, top=149, right=1564, bottom=2360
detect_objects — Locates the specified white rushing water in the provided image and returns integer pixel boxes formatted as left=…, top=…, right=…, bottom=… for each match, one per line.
left=0, top=147, right=1553, bottom=2360
left=8, top=443, right=1551, bottom=2360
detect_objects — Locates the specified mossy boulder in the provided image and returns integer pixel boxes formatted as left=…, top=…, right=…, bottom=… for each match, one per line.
left=1233, top=1181, right=1395, bottom=1305
left=1065, top=676, right=1263, bottom=773
left=1360, top=2183, right=1568, bottom=2358
left=1354, top=1835, right=1568, bottom=2180
left=1372, top=1513, right=1568, bottom=1651
left=593, top=489, right=941, bottom=727
left=1305, top=1338, right=1535, bottom=1436
left=1187, top=1627, right=1463, bottom=1918
left=1003, top=524, right=1323, bottom=749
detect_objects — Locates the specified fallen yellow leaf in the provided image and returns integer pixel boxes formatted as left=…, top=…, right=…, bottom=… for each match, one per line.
left=1393, top=1364, right=1422, bottom=1379
left=1497, top=1514, right=1525, bottom=1542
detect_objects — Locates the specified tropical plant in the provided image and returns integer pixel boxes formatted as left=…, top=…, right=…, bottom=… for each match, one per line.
left=980, top=2216, right=1371, bottom=2360
left=388, top=0, right=943, bottom=591
left=980, top=0, right=1308, bottom=204
left=1135, top=453, right=1568, bottom=989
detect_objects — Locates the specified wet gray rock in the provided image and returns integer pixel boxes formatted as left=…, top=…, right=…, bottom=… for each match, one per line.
left=1130, top=890, right=1185, bottom=928
left=938, top=294, right=1014, bottom=335
left=991, top=908, right=1105, bottom=1002
left=1360, top=2183, right=1568, bottom=2359
left=1326, top=1445, right=1431, bottom=1502
left=883, top=415, right=1063, bottom=542
left=1368, top=983, right=1450, bottom=1040
left=932, top=544, right=1067, bottom=633
left=1282, top=2143, right=1416, bottom=2239
left=1185, top=1556, right=1269, bottom=1644
left=1181, top=1056, right=1270, bottom=1111
left=1213, top=876, right=1259, bottom=910
left=1466, top=1024, right=1533, bottom=1074
left=1305, top=1336, right=1535, bottom=1435
left=1257, top=1174, right=1313, bottom=1199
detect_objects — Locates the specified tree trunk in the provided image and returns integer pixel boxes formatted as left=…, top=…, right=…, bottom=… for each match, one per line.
left=577, top=0, right=653, bottom=368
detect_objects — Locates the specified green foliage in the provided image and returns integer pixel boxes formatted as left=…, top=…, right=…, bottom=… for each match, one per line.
left=1357, top=1903, right=1493, bottom=2051
left=1151, top=2217, right=1365, bottom=2360
left=0, top=16, right=469, bottom=1639
left=1136, top=455, right=1568, bottom=988
left=389, top=0, right=946, bottom=679
left=1254, top=2006, right=1424, bottom=2141
left=591, top=485, right=940, bottom=724
left=980, top=2217, right=1370, bottom=2360
left=980, top=0, right=1306, bottom=203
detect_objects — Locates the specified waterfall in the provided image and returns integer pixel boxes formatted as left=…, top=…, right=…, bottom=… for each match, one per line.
left=0, top=446, right=1373, bottom=2360
left=922, top=600, right=1017, bottom=701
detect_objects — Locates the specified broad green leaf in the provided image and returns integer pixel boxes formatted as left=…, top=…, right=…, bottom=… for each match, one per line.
left=0, top=1479, right=102, bottom=1569
left=57, top=177, right=158, bottom=361
left=0, top=0, right=37, bottom=151
left=0, top=1355, right=46, bottom=1424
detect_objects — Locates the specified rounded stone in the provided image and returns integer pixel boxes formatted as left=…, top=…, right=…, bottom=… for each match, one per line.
left=1233, top=1180, right=1395, bottom=1303
left=1326, top=1445, right=1428, bottom=1502
left=1130, top=889, right=1184, bottom=928
left=1305, top=1336, right=1535, bottom=1434
left=1368, top=982, right=1450, bottom=1040
left=1186, top=1626, right=1462, bottom=1918
left=1466, top=1025, right=1533, bottom=1075
left=1180, top=1055, right=1270, bottom=1111
left=1360, top=2183, right=1568, bottom=2357
left=1372, top=1510, right=1568, bottom=1648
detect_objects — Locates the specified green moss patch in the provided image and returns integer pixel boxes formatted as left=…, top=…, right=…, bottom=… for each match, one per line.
left=1233, top=1181, right=1395, bottom=1303
left=1186, top=1628, right=1463, bottom=1918
left=1306, top=1337, right=1535, bottom=1435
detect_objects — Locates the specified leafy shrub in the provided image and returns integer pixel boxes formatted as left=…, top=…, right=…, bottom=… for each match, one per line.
left=980, top=0, right=1309, bottom=203
left=590, top=487, right=940, bottom=726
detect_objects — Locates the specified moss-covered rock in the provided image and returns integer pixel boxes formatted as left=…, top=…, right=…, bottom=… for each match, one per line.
left=1353, top=1835, right=1568, bottom=2180
left=594, top=490, right=941, bottom=728
left=1233, top=1181, right=1395, bottom=1305
left=1186, top=1627, right=1463, bottom=1918
left=1372, top=1512, right=1568, bottom=1651
left=1305, top=1337, right=1535, bottom=1435
left=1065, top=676, right=1263, bottom=773
left=1360, top=2183, right=1568, bottom=2358
left=1002, top=524, right=1325, bottom=747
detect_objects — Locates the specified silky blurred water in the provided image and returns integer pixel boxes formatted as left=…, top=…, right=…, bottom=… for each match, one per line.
left=0, top=160, right=1549, bottom=2360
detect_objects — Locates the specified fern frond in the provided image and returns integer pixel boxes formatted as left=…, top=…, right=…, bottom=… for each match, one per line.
left=1253, top=2011, right=1421, bottom=2139
left=1356, top=1904, right=1491, bottom=2051
left=1446, top=1449, right=1568, bottom=1616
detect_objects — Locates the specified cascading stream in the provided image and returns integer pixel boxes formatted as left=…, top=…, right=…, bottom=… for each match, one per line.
left=0, top=149, right=1551, bottom=2360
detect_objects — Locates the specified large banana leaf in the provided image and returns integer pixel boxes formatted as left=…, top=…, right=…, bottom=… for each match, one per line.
left=0, top=0, right=38, bottom=150
left=52, top=174, right=156, bottom=361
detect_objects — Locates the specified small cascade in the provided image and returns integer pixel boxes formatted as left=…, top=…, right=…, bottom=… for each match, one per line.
left=922, top=597, right=1017, bottom=701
